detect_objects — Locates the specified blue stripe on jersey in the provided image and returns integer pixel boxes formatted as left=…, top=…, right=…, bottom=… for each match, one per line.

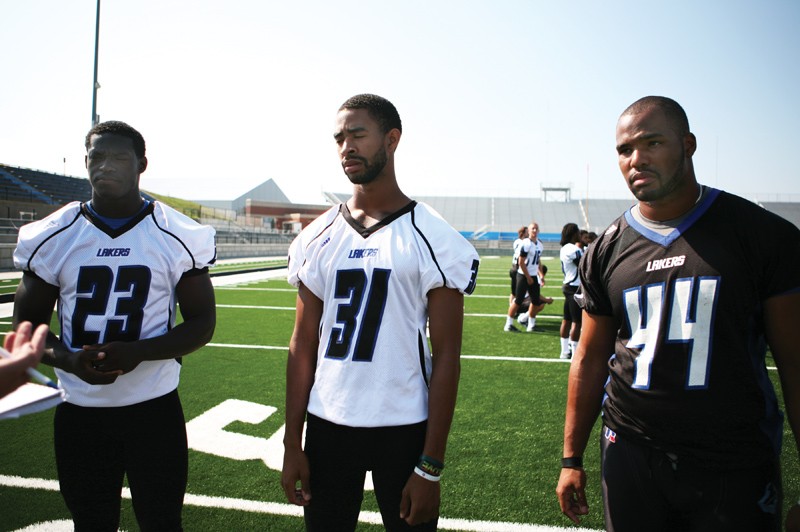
left=624, top=188, right=722, bottom=247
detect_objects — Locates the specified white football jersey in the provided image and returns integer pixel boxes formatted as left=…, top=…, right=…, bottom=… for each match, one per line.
left=560, top=242, right=583, bottom=286
left=14, top=201, right=216, bottom=407
left=511, top=238, right=524, bottom=268
left=517, top=238, right=543, bottom=279
left=288, top=201, right=479, bottom=427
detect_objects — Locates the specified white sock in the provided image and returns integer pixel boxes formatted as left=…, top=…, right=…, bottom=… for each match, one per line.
left=506, top=316, right=514, bottom=327
left=569, top=340, right=578, bottom=354
left=560, top=337, right=570, bottom=353
left=527, top=318, right=536, bottom=330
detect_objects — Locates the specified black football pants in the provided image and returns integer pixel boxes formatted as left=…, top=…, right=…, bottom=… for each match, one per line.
left=54, top=389, right=188, bottom=532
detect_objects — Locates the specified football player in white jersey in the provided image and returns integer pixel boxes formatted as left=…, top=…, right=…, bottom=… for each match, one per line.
left=13, top=121, right=216, bottom=531
left=505, top=222, right=552, bottom=332
left=281, top=94, right=479, bottom=531
left=509, top=226, right=528, bottom=302
left=557, top=222, right=583, bottom=359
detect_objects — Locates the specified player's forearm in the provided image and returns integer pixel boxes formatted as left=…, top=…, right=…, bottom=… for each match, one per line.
left=423, top=353, right=460, bottom=461
left=562, top=352, right=606, bottom=458
left=283, top=336, right=317, bottom=449
left=283, top=367, right=314, bottom=449
left=41, top=333, right=74, bottom=370
left=131, top=312, right=216, bottom=362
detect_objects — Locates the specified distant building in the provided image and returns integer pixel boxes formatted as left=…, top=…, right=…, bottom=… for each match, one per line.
left=196, top=178, right=328, bottom=232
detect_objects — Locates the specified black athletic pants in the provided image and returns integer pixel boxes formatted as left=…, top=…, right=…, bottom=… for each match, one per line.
left=54, top=389, right=188, bottom=532
left=600, top=425, right=781, bottom=532
left=303, top=413, right=437, bottom=531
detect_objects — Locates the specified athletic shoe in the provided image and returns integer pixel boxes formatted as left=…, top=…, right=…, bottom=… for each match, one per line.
left=560, top=351, right=572, bottom=360
left=517, top=314, right=529, bottom=325
left=526, top=326, right=536, bottom=333
left=504, top=324, right=521, bottom=332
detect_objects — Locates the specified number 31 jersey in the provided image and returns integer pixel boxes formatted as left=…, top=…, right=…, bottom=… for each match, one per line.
left=13, top=201, right=216, bottom=407
left=288, top=201, right=479, bottom=428
left=579, top=188, right=800, bottom=469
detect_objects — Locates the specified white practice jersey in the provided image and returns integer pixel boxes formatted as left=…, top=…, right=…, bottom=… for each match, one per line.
left=14, top=201, right=216, bottom=407
left=560, top=242, right=583, bottom=287
left=288, top=201, right=479, bottom=428
left=511, top=238, right=524, bottom=268
left=517, top=238, right=544, bottom=279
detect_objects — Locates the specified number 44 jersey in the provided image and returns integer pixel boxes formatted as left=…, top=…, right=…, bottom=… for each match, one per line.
left=579, top=188, right=800, bottom=469
left=288, top=201, right=479, bottom=428
left=13, top=201, right=216, bottom=407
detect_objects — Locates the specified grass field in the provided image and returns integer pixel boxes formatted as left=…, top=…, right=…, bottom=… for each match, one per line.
left=0, top=256, right=797, bottom=531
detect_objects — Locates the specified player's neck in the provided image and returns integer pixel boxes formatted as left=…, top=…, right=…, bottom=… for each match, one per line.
left=91, top=193, right=145, bottom=218
left=638, top=181, right=702, bottom=222
left=348, top=176, right=411, bottom=227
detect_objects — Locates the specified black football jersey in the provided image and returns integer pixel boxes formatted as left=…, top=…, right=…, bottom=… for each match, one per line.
left=579, top=188, right=800, bottom=469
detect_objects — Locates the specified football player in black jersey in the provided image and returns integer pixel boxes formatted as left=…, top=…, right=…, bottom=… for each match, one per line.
left=556, top=96, right=800, bottom=531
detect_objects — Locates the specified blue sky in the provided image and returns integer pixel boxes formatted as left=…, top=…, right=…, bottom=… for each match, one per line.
left=1, top=0, right=798, bottom=205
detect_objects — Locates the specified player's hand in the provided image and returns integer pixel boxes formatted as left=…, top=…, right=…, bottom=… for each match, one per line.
left=64, top=349, right=122, bottom=385
left=281, top=446, right=311, bottom=506
left=81, top=341, right=141, bottom=375
left=399, top=472, right=440, bottom=526
left=556, top=467, right=589, bottom=524
left=0, top=322, right=48, bottom=397
left=786, top=502, right=800, bottom=532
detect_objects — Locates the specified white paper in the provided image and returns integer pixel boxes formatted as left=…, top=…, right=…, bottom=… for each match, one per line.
left=0, top=382, right=66, bottom=420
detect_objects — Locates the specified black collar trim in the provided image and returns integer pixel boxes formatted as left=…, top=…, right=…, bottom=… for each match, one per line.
left=340, top=201, right=417, bottom=238
left=80, top=200, right=156, bottom=238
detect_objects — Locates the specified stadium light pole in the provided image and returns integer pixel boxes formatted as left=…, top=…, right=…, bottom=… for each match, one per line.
left=91, top=0, right=101, bottom=127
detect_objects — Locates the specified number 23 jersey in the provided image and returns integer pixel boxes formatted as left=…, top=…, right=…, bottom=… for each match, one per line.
left=13, top=201, right=216, bottom=407
left=579, top=188, right=800, bottom=469
left=288, top=201, right=479, bottom=428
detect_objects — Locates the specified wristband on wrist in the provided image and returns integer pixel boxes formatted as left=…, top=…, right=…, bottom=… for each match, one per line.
left=414, top=466, right=441, bottom=482
left=561, top=456, right=584, bottom=469
left=417, top=455, right=444, bottom=477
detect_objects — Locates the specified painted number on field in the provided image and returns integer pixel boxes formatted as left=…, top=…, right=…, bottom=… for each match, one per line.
left=185, top=399, right=374, bottom=490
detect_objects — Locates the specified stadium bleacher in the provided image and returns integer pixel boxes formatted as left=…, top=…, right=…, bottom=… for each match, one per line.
left=0, top=164, right=798, bottom=265
left=0, top=163, right=93, bottom=205
left=760, top=202, right=800, bottom=229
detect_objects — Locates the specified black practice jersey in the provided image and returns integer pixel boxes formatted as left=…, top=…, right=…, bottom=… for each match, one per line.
left=578, top=188, right=800, bottom=469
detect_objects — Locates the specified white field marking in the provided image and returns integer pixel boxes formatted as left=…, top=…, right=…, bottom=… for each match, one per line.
left=215, top=287, right=296, bottom=292
left=211, top=305, right=564, bottom=321
left=206, top=342, right=287, bottom=350
left=0, top=474, right=599, bottom=532
left=471, top=294, right=565, bottom=300
left=468, top=312, right=563, bottom=320
left=0, top=335, right=778, bottom=371
left=216, top=304, right=295, bottom=311
left=203, top=342, right=563, bottom=364
left=183, top=399, right=375, bottom=490
left=463, top=355, right=570, bottom=363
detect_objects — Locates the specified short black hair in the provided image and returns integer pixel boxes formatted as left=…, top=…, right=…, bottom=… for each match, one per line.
left=85, top=121, right=146, bottom=158
left=621, top=96, right=690, bottom=137
left=560, top=223, right=581, bottom=246
left=339, top=94, right=402, bottom=134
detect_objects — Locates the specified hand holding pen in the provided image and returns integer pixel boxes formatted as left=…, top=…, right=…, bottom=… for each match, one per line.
left=0, top=321, right=51, bottom=398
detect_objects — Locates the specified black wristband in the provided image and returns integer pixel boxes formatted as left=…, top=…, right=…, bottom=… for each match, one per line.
left=561, top=456, right=583, bottom=469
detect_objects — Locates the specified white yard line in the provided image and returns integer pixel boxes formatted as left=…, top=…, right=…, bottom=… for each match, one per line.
left=0, top=474, right=598, bottom=532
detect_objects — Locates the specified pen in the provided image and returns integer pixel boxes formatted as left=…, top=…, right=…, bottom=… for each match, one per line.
left=0, top=346, right=59, bottom=389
